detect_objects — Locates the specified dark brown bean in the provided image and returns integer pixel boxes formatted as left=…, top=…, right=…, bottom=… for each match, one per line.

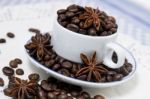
left=62, top=61, right=72, bottom=69
left=38, top=87, right=47, bottom=99
left=0, top=77, right=4, bottom=86
left=79, top=29, right=87, bottom=34
left=14, top=58, right=22, bottom=64
left=16, top=69, right=24, bottom=75
left=67, top=24, right=79, bottom=32
left=81, top=92, right=91, bottom=99
left=41, top=80, right=52, bottom=91
left=67, top=4, right=78, bottom=12
left=72, top=18, right=80, bottom=24
left=0, top=38, right=6, bottom=43
left=52, top=64, right=61, bottom=71
left=57, top=94, right=68, bottom=99
left=94, top=95, right=105, bottom=99
left=47, top=92, right=57, bottom=99
left=29, top=28, right=40, bottom=34
left=44, top=55, right=51, bottom=61
left=113, top=74, right=123, bottom=81
left=57, top=9, right=66, bottom=14
left=88, top=28, right=97, bottom=36
left=28, top=73, right=40, bottom=81
left=70, top=91, right=80, bottom=97
left=2, top=67, right=14, bottom=76
left=76, top=96, right=85, bottom=99
left=7, top=32, right=15, bottom=38
left=9, top=60, right=18, bottom=68
left=66, top=11, right=75, bottom=18
left=59, top=14, right=67, bottom=21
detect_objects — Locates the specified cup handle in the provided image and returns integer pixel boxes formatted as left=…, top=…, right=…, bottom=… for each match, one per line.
left=103, top=42, right=125, bottom=68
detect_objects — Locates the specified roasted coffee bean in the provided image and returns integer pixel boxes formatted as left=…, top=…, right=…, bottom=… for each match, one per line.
left=0, top=38, right=6, bottom=43
left=53, top=90, right=60, bottom=96
left=14, top=58, right=22, bottom=64
left=60, top=90, right=67, bottom=95
left=71, top=64, right=78, bottom=74
left=88, top=28, right=97, bottom=36
left=100, top=77, right=106, bottom=82
left=107, top=71, right=116, bottom=75
left=66, top=11, right=75, bottom=18
left=110, top=28, right=117, bottom=33
left=106, top=75, right=113, bottom=82
left=59, top=14, right=67, bottom=21
left=58, top=69, right=70, bottom=76
left=29, top=28, right=40, bottom=34
left=60, top=21, right=68, bottom=27
left=67, top=24, right=79, bottom=32
left=41, top=80, right=52, bottom=91
left=0, top=77, right=4, bottom=86
left=76, top=96, right=85, bottom=99
left=28, top=73, right=40, bottom=81
left=79, top=22, right=84, bottom=28
left=7, top=32, right=15, bottom=38
left=108, top=31, right=113, bottom=35
left=100, top=31, right=107, bottom=36
left=81, top=92, right=91, bottom=99
left=113, top=74, right=123, bottom=81
left=9, top=60, right=18, bottom=68
left=79, top=29, right=87, bottom=34
left=38, top=87, right=47, bottom=99
left=94, top=95, right=105, bottom=99
left=16, top=69, right=24, bottom=75
left=57, top=9, right=66, bottom=14
left=2, top=67, right=14, bottom=76
left=67, top=4, right=78, bottom=12
left=44, top=55, right=51, bottom=61
left=70, top=91, right=80, bottom=97
left=47, top=92, right=57, bottom=99
left=62, top=61, right=72, bottom=69
left=52, top=64, right=60, bottom=71
left=67, top=96, right=73, bottom=99
left=105, top=23, right=113, bottom=30
left=45, top=60, right=55, bottom=67
left=108, top=16, right=116, bottom=23
left=72, top=18, right=80, bottom=24
left=57, top=93, right=68, bottom=99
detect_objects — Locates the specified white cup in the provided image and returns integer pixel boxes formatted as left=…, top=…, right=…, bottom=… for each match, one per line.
left=52, top=19, right=125, bottom=68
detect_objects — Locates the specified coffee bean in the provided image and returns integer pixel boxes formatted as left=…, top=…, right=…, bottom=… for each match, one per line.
left=7, top=32, right=15, bottom=38
left=57, top=9, right=66, bottom=14
left=57, top=94, right=68, bottom=99
left=71, top=64, right=78, bottom=74
left=53, top=90, right=60, bottom=96
left=81, top=92, right=91, bottom=99
left=60, top=21, right=68, bottom=27
left=79, top=29, right=87, bottom=34
left=44, top=55, right=51, bottom=61
left=52, top=64, right=60, bottom=71
left=14, top=58, right=22, bottom=64
left=76, top=96, right=84, bottom=99
left=110, top=28, right=117, bottom=33
left=9, top=60, right=18, bottom=68
left=66, top=11, right=75, bottom=18
left=88, top=28, right=97, bottom=36
left=2, top=67, right=14, bottom=76
left=108, top=31, right=113, bottom=35
left=38, top=87, right=47, bottom=99
left=29, top=28, right=40, bottom=34
left=47, top=92, right=57, bottom=99
left=113, top=74, right=123, bottom=81
left=108, top=16, right=116, bottom=23
left=60, top=90, right=67, bottom=95
left=58, top=69, right=70, bottom=76
left=0, top=38, right=6, bottom=43
left=100, top=77, right=106, bottom=82
left=28, top=73, right=40, bottom=81
left=106, top=75, right=113, bottom=82
left=94, top=95, right=105, bottom=99
left=107, top=71, right=116, bottom=75
left=45, top=60, right=55, bottom=67
left=59, top=14, right=67, bottom=21
left=67, top=4, right=78, bottom=12
left=16, top=69, right=24, bottom=75
left=105, top=24, right=113, bottom=30
left=100, top=31, right=107, bottom=36
left=67, top=24, right=79, bottom=32
left=67, top=96, right=73, bottom=99
left=0, top=77, right=4, bottom=86
left=41, top=80, right=52, bottom=91
left=79, top=22, right=84, bottom=28
left=72, top=18, right=80, bottom=24
left=70, top=91, right=80, bottom=97
left=62, top=61, right=72, bottom=69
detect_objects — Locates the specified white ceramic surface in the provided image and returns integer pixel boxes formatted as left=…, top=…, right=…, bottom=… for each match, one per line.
left=25, top=43, right=137, bottom=88
left=52, top=19, right=125, bottom=68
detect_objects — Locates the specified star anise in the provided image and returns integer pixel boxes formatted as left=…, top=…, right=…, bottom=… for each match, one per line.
left=79, top=7, right=101, bottom=30
left=25, top=33, right=52, bottom=60
left=76, top=52, right=108, bottom=82
left=4, top=77, right=38, bottom=99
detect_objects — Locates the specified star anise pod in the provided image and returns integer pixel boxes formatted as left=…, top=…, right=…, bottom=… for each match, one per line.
left=79, top=7, right=102, bottom=31
left=76, top=52, right=108, bottom=82
left=4, top=77, right=38, bottom=99
left=25, top=33, right=52, bottom=60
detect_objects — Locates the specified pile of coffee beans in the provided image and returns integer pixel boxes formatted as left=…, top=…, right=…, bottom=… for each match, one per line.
left=25, top=33, right=133, bottom=83
left=38, top=77, right=105, bottom=99
left=57, top=4, right=118, bottom=36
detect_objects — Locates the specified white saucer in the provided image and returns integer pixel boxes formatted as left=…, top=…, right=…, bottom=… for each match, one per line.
left=25, top=43, right=137, bottom=88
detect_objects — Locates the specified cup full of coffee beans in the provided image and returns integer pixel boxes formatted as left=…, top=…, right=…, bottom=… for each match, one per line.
left=52, top=4, right=126, bottom=69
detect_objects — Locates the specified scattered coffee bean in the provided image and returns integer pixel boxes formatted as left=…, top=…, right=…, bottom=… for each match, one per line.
left=0, top=77, right=4, bottom=86
left=9, top=60, right=18, bottom=68
left=0, top=38, right=6, bottom=43
left=14, top=58, right=22, bottom=64
left=2, top=67, right=14, bottom=76
left=16, top=68, right=24, bottom=75
left=7, top=32, right=15, bottom=38
left=28, top=73, right=40, bottom=81
left=29, top=28, right=40, bottom=34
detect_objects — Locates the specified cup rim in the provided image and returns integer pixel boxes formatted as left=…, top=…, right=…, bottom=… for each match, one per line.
left=55, top=18, right=118, bottom=39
